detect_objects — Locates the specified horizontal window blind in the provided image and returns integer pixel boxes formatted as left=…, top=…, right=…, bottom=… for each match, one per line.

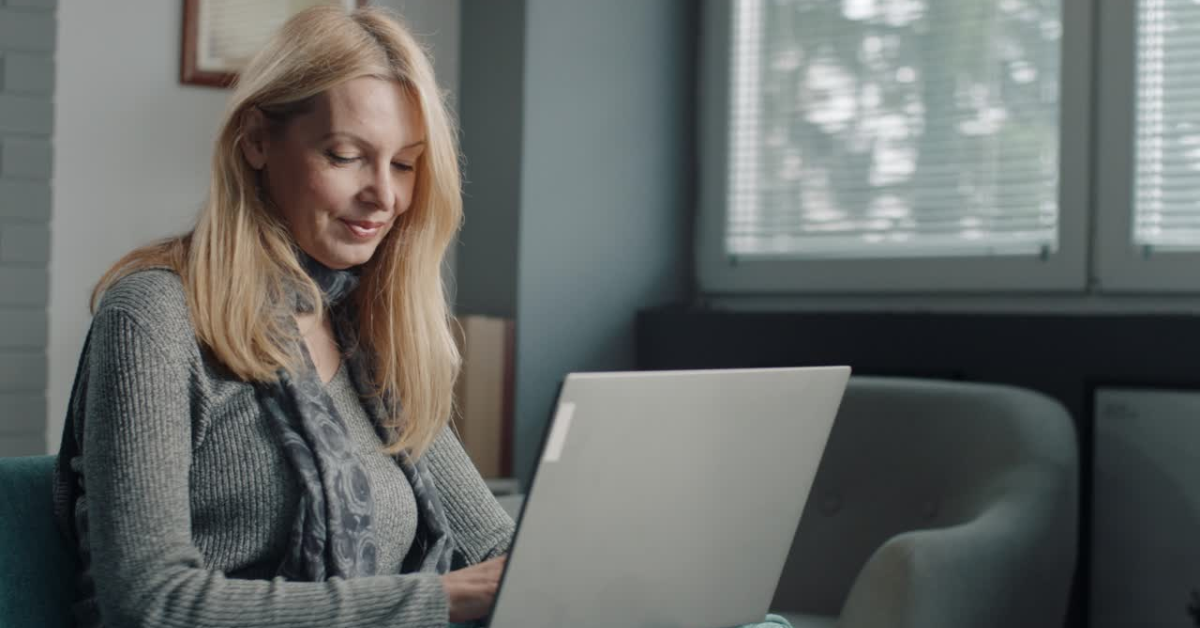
left=727, top=0, right=1062, bottom=260
left=1135, top=0, right=1200, bottom=252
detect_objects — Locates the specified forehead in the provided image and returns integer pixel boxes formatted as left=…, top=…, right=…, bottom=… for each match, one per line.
left=304, top=77, right=424, bottom=146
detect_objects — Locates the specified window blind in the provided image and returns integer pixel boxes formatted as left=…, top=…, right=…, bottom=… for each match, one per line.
left=1135, top=0, right=1200, bottom=252
left=726, top=0, right=1062, bottom=260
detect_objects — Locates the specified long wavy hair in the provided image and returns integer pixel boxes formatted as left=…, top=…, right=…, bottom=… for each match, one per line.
left=92, top=6, right=462, bottom=459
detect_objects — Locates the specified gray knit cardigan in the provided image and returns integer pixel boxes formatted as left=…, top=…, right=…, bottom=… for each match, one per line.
left=52, top=269, right=515, bottom=628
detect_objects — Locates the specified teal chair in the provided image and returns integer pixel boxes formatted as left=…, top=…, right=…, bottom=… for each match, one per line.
left=0, top=455, right=77, bottom=627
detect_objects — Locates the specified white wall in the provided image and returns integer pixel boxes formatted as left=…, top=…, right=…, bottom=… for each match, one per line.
left=48, top=1, right=227, bottom=451
left=46, top=1, right=461, bottom=452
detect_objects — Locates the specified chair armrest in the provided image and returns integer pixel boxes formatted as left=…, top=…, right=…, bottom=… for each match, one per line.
left=838, top=468, right=1076, bottom=628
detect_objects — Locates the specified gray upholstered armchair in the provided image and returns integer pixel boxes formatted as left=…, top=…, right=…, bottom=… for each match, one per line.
left=771, top=377, right=1078, bottom=628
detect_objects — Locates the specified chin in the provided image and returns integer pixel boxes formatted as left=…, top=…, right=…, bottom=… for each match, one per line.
left=313, top=244, right=379, bottom=269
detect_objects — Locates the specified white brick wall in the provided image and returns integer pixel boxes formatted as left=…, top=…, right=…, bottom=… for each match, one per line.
left=0, top=0, right=54, bottom=456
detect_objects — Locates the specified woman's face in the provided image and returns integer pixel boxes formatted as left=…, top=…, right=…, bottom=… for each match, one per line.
left=242, top=77, right=426, bottom=269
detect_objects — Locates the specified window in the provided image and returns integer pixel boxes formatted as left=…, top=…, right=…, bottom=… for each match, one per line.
left=698, top=0, right=1093, bottom=293
left=1094, top=0, right=1200, bottom=292
left=1134, top=0, right=1200, bottom=253
left=729, top=0, right=1061, bottom=260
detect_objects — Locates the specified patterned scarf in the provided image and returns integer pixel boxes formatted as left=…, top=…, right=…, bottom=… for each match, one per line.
left=259, top=252, right=459, bottom=580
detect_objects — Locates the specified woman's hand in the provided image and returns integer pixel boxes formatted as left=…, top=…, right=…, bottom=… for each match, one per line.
left=441, top=555, right=508, bottom=623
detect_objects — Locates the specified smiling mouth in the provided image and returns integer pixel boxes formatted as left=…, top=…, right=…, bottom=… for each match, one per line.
left=340, top=219, right=384, bottom=239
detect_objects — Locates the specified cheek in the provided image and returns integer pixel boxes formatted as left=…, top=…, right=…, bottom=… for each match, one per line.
left=396, top=176, right=418, bottom=213
left=266, top=155, right=337, bottom=223
left=295, top=169, right=355, bottom=221
left=302, top=175, right=340, bottom=213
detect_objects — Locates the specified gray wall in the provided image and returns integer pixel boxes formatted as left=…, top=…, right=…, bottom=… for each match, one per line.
left=458, top=0, right=694, bottom=485
left=373, top=0, right=460, bottom=105
left=0, top=0, right=55, bottom=457
left=456, top=0, right=525, bottom=318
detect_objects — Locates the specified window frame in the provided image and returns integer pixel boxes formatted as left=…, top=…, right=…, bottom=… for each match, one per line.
left=696, top=0, right=1096, bottom=294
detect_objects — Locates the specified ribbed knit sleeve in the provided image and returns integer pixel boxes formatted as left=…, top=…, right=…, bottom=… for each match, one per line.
left=81, top=303, right=450, bottom=628
left=423, top=427, right=517, bottom=565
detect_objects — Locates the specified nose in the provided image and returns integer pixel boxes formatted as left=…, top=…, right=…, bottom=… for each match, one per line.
left=358, top=160, right=395, bottom=211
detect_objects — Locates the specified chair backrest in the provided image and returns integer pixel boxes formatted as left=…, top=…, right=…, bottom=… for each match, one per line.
left=0, top=455, right=77, bottom=628
left=770, top=377, right=1078, bottom=616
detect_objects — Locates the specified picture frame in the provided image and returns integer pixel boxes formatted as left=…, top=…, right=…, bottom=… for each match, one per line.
left=181, top=0, right=366, bottom=88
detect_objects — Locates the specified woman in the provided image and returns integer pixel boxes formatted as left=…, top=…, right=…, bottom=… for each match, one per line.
left=52, top=6, right=512, bottom=628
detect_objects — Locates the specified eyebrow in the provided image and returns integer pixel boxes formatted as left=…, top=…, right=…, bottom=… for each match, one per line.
left=321, top=131, right=425, bottom=150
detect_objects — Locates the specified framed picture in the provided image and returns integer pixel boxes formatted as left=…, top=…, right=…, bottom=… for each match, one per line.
left=181, top=0, right=366, bottom=88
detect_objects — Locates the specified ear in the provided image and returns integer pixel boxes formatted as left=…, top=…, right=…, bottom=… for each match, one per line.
left=240, top=107, right=270, bottom=171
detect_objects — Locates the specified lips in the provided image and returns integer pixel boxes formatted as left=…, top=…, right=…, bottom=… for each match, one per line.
left=340, top=218, right=385, bottom=239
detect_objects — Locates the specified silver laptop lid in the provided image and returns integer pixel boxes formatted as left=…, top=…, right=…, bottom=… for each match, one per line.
left=490, top=366, right=850, bottom=628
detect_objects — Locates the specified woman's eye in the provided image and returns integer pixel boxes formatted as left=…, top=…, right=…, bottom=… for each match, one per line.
left=326, top=151, right=358, bottom=164
left=392, top=162, right=415, bottom=173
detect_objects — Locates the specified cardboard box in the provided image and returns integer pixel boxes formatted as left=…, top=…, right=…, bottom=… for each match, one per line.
left=452, top=316, right=515, bottom=479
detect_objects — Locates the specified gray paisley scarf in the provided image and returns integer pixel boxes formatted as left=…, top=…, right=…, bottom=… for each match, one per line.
left=260, top=251, right=459, bottom=580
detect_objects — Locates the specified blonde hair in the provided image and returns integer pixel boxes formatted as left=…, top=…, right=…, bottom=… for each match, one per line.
left=92, top=6, right=462, bottom=459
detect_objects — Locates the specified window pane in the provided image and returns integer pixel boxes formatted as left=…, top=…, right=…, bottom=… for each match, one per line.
left=1134, top=0, right=1200, bottom=253
left=727, top=0, right=1062, bottom=260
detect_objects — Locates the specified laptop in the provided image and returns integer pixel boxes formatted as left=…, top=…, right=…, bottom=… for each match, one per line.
left=486, top=366, right=851, bottom=628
